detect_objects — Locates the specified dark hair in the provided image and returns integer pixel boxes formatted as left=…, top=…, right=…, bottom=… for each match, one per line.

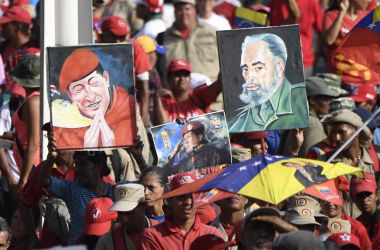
left=11, top=21, right=32, bottom=36
left=327, top=0, right=340, bottom=11
left=140, top=167, right=168, bottom=187
left=0, top=217, right=11, bottom=240
left=74, top=151, right=111, bottom=177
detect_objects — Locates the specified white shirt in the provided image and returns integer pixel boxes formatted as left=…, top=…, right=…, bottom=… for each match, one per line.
left=0, top=102, right=19, bottom=192
left=134, top=17, right=167, bottom=38
left=198, top=12, right=231, bottom=31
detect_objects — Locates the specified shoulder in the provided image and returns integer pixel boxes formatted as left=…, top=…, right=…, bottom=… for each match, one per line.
left=143, top=222, right=166, bottom=235
left=196, top=22, right=217, bottom=34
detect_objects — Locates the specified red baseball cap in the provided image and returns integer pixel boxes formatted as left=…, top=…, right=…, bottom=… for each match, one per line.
left=350, top=172, right=377, bottom=196
left=135, top=0, right=163, bottom=13
left=170, top=172, right=196, bottom=191
left=84, top=198, right=118, bottom=236
left=0, top=6, right=32, bottom=24
left=101, top=16, right=129, bottom=37
left=327, top=233, right=361, bottom=249
left=350, top=84, right=377, bottom=103
left=168, top=59, right=191, bottom=73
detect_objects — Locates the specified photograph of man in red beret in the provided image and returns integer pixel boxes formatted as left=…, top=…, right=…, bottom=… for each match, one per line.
left=47, top=45, right=136, bottom=149
left=150, top=111, right=232, bottom=177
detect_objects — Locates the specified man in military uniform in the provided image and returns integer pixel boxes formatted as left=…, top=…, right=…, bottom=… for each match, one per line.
left=228, top=33, right=309, bottom=132
left=166, top=122, right=226, bottom=174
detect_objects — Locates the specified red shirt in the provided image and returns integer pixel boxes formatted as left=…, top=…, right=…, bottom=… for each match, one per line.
left=161, top=84, right=214, bottom=121
left=269, top=0, right=323, bottom=67
left=341, top=213, right=372, bottom=250
left=142, top=216, right=225, bottom=250
left=357, top=209, right=380, bottom=250
left=1, top=44, right=40, bottom=96
left=127, top=39, right=152, bottom=75
left=323, top=9, right=368, bottom=64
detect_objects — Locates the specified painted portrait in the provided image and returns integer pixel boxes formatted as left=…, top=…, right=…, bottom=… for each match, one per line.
left=47, top=44, right=137, bottom=150
left=218, top=25, right=309, bottom=133
left=150, top=111, right=232, bottom=177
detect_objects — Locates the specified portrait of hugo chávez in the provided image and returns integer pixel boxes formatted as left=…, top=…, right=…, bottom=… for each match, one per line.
left=48, top=45, right=137, bottom=150
left=220, top=26, right=309, bottom=133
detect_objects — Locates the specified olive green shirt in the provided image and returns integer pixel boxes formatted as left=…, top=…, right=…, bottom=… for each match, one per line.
left=228, top=78, right=309, bottom=132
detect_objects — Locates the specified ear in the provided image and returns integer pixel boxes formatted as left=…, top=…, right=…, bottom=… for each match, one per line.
left=276, top=59, right=285, bottom=77
left=103, top=71, right=110, bottom=87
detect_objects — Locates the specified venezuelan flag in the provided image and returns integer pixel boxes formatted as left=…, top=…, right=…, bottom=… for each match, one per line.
left=233, top=7, right=268, bottom=28
left=164, top=154, right=362, bottom=205
left=333, top=6, right=380, bottom=85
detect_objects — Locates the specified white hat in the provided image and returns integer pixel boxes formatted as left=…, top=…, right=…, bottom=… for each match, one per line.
left=109, top=183, right=145, bottom=212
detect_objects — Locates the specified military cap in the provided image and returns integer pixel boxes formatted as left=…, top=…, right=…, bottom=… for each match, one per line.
left=59, top=48, right=100, bottom=91
left=324, top=110, right=371, bottom=138
left=306, top=76, right=340, bottom=97
left=10, top=54, right=40, bottom=88
left=182, top=122, right=205, bottom=136
left=329, top=97, right=356, bottom=113
left=316, top=73, right=348, bottom=95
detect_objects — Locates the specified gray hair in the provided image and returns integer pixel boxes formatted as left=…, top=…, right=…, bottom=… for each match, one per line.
left=0, top=217, right=11, bottom=240
left=241, top=33, right=288, bottom=65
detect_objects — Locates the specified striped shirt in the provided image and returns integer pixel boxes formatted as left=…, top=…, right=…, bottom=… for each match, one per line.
left=47, top=176, right=113, bottom=245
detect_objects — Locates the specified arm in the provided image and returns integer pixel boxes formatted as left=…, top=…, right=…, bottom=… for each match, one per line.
left=323, top=0, right=349, bottom=45
left=18, top=95, right=40, bottom=192
left=206, top=74, right=222, bottom=103
left=0, top=149, right=18, bottom=200
left=136, top=78, right=150, bottom=127
left=285, top=0, right=301, bottom=24
left=153, top=89, right=171, bottom=125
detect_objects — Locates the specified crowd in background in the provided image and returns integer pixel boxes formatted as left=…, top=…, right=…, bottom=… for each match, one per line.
left=0, top=0, right=377, bottom=249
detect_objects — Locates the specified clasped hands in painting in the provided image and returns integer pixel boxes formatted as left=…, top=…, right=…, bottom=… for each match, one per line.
left=84, top=109, right=115, bottom=147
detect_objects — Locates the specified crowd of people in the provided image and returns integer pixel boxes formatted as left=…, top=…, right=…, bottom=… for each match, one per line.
left=0, top=0, right=377, bottom=249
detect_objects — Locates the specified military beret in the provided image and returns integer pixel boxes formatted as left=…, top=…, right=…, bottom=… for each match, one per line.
left=59, top=48, right=100, bottom=92
left=182, top=122, right=204, bottom=136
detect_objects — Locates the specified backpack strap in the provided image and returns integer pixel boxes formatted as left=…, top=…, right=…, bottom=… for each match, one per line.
left=112, top=225, right=126, bottom=250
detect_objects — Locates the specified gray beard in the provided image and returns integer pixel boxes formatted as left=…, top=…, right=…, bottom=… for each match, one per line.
left=239, top=74, right=279, bottom=107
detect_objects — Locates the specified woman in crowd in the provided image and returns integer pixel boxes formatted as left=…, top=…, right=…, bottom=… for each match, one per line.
left=139, top=167, right=167, bottom=223
left=323, top=0, right=370, bottom=63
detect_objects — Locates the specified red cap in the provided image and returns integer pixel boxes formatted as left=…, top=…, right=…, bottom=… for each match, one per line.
left=350, top=84, right=377, bottom=103
left=168, top=59, right=191, bottom=73
left=84, top=198, right=118, bottom=236
left=182, top=122, right=204, bottom=136
left=101, top=16, right=129, bottom=37
left=136, top=0, right=163, bottom=13
left=350, top=172, right=377, bottom=196
left=59, top=48, right=100, bottom=91
left=328, top=233, right=361, bottom=249
left=170, top=172, right=196, bottom=191
left=0, top=6, right=31, bottom=24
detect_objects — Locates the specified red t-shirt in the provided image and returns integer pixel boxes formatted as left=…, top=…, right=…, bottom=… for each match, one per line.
left=142, top=216, right=224, bottom=250
left=127, top=39, right=152, bottom=76
left=161, top=84, right=214, bottom=121
left=269, top=0, right=323, bottom=67
left=323, top=9, right=368, bottom=64
left=341, top=213, right=372, bottom=250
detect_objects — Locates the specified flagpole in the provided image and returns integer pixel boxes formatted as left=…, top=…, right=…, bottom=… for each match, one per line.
left=327, top=107, right=380, bottom=163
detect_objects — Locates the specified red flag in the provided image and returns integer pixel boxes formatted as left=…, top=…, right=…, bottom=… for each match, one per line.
left=332, top=6, right=380, bottom=85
